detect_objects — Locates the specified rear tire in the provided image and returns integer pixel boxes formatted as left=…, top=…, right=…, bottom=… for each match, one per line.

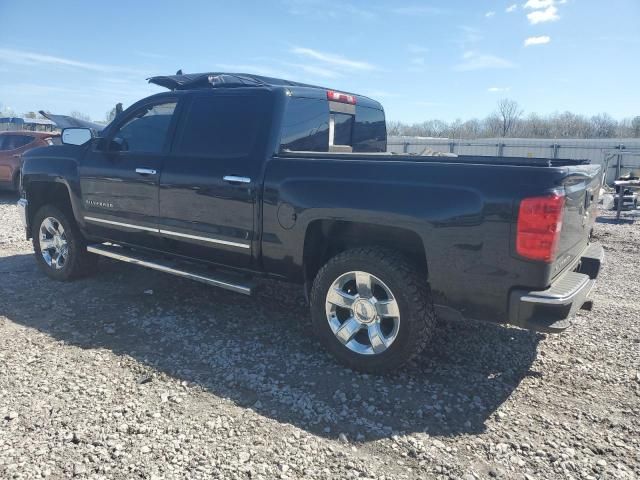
left=32, top=204, right=97, bottom=281
left=310, top=247, right=435, bottom=374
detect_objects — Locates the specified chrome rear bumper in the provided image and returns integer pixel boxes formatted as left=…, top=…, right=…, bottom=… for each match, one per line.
left=508, top=243, right=604, bottom=333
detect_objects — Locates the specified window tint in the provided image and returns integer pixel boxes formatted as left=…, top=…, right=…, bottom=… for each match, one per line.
left=332, top=113, right=353, bottom=146
left=353, top=106, right=386, bottom=152
left=176, top=93, right=271, bottom=157
left=0, top=135, right=34, bottom=150
left=280, top=98, right=329, bottom=152
left=114, top=102, right=176, bottom=153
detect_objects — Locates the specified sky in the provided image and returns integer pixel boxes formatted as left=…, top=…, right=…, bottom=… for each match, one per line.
left=0, top=0, right=639, bottom=123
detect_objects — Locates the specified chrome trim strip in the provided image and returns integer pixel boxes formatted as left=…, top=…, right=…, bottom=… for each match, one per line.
left=158, top=229, right=250, bottom=249
left=87, top=245, right=252, bottom=295
left=84, top=216, right=251, bottom=249
left=84, top=216, right=158, bottom=232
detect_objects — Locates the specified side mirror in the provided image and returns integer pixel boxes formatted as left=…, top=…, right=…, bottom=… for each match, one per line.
left=61, top=128, right=93, bottom=146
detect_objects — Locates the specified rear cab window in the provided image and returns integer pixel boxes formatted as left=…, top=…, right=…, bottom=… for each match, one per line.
left=279, top=94, right=386, bottom=154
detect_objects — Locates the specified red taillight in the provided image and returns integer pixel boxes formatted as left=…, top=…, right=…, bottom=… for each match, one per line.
left=327, top=90, right=356, bottom=104
left=516, top=194, right=565, bottom=262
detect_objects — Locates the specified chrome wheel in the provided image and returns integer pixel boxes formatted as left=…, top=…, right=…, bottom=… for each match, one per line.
left=325, top=271, right=400, bottom=355
left=39, top=216, right=68, bottom=270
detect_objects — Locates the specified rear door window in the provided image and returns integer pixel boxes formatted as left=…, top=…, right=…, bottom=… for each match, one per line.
left=353, top=106, right=386, bottom=152
left=175, top=92, right=271, bottom=158
left=280, top=98, right=329, bottom=152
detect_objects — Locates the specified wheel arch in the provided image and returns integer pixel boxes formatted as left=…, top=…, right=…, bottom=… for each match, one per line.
left=24, top=181, right=74, bottom=239
left=302, top=219, right=428, bottom=291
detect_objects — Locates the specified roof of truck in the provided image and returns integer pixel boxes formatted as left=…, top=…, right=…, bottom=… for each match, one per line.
left=147, top=72, right=384, bottom=110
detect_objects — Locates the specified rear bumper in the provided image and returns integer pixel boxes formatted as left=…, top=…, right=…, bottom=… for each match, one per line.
left=508, top=243, right=604, bottom=333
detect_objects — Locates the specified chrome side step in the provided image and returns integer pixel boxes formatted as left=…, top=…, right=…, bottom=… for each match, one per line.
left=87, top=243, right=255, bottom=295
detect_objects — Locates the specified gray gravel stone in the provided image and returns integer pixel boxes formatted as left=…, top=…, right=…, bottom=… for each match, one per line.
left=1, top=193, right=639, bottom=480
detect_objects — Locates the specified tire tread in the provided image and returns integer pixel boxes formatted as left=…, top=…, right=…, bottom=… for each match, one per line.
left=310, top=247, right=436, bottom=373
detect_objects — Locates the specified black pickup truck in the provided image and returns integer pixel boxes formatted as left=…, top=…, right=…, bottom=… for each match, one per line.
left=18, top=73, right=604, bottom=373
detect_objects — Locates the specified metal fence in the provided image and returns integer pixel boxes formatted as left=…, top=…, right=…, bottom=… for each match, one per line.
left=388, top=137, right=640, bottom=185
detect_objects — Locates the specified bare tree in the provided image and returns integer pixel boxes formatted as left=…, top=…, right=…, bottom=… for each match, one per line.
left=69, top=111, right=91, bottom=121
left=496, top=99, right=523, bottom=137
left=483, top=113, right=503, bottom=137
left=460, top=118, right=482, bottom=138
left=105, top=107, right=116, bottom=124
left=632, top=116, right=640, bottom=138
left=590, top=113, right=617, bottom=138
left=386, top=120, right=403, bottom=136
left=385, top=107, right=633, bottom=140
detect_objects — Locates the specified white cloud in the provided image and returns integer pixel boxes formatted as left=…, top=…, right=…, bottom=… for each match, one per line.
left=506, top=4, right=518, bottom=12
left=284, top=63, right=341, bottom=78
left=488, top=86, right=511, bottom=93
left=527, top=5, right=559, bottom=23
left=485, top=11, right=496, bottom=17
left=291, top=47, right=375, bottom=71
left=523, top=0, right=555, bottom=8
left=0, top=47, right=143, bottom=75
left=410, top=57, right=425, bottom=65
left=524, top=35, right=551, bottom=46
left=454, top=51, right=516, bottom=71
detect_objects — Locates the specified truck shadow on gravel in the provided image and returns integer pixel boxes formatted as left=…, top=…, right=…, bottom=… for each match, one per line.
left=1, top=251, right=542, bottom=441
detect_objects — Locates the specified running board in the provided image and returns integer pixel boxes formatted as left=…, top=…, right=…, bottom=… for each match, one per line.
left=87, top=243, right=255, bottom=295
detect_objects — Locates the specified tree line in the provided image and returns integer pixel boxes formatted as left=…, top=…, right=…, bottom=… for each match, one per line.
left=387, top=99, right=640, bottom=139
left=4, top=99, right=639, bottom=139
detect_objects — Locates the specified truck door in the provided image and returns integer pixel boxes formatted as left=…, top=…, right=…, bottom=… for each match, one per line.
left=80, top=97, right=179, bottom=249
left=157, top=90, right=272, bottom=268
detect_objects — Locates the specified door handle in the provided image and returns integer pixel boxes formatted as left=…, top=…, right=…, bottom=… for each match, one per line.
left=135, top=168, right=157, bottom=175
left=223, top=175, right=251, bottom=184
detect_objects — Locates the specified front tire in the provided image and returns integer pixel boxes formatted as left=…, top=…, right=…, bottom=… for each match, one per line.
left=32, top=205, right=96, bottom=281
left=310, top=247, right=435, bottom=374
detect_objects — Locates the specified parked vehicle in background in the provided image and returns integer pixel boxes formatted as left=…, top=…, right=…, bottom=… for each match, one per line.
left=18, top=73, right=604, bottom=373
left=0, top=131, right=59, bottom=191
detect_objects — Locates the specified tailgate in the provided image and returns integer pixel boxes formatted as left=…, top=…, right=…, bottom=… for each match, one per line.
left=551, top=165, right=602, bottom=278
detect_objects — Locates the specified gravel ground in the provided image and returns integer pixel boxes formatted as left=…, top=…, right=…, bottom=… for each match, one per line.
left=0, top=191, right=638, bottom=480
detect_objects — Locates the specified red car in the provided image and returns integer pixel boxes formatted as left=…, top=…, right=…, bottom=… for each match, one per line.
left=0, top=131, right=59, bottom=191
